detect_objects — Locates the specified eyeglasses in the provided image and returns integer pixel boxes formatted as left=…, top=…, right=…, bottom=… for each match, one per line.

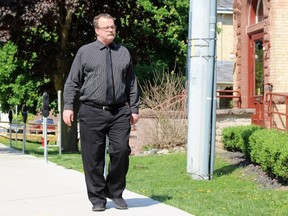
left=97, top=25, right=117, bottom=31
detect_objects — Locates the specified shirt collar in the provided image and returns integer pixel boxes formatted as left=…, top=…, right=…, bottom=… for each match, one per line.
left=95, top=40, right=115, bottom=50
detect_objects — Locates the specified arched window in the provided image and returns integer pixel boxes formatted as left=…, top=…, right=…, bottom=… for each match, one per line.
left=249, top=0, right=264, bottom=25
left=256, top=0, right=264, bottom=23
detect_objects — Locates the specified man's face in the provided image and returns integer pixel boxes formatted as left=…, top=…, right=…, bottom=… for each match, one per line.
left=95, top=17, right=116, bottom=45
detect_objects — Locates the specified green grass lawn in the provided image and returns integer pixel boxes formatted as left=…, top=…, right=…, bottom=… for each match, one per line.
left=127, top=154, right=288, bottom=216
left=1, top=137, right=287, bottom=216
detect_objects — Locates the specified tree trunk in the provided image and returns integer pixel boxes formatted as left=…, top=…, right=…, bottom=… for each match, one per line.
left=61, top=106, right=79, bottom=153
left=55, top=8, right=79, bottom=152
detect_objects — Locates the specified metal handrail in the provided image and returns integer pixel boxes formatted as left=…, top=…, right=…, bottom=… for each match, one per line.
left=152, top=90, right=242, bottom=111
left=217, top=90, right=242, bottom=108
left=266, top=92, right=288, bottom=131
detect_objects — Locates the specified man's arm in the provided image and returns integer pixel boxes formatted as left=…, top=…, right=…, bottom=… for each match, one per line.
left=126, top=60, right=140, bottom=114
left=126, top=60, right=140, bottom=127
left=63, top=49, right=83, bottom=126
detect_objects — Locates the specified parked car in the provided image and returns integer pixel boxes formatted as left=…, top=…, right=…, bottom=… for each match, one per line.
left=29, top=118, right=56, bottom=134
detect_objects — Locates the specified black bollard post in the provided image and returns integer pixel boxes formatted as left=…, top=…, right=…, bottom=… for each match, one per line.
left=42, top=92, right=49, bottom=163
left=22, top=105, right=28, bottom=154
left=8, top=109, right=13, bottom=148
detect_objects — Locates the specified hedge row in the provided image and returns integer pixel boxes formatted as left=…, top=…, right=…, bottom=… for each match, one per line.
left=222, top=125, right=288, bottom=180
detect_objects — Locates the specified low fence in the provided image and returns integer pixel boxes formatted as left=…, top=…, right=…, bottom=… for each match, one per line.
left=0, top=121, right=58, bottom=144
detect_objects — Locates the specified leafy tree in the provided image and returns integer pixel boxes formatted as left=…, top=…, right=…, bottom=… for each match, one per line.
left=0, top=41, right=48, bottom=113
left=117, top=0, right=189, bottom=83
left=0, top=0, right=190, bottom=99
left=0, top=0, right=189, bottom=151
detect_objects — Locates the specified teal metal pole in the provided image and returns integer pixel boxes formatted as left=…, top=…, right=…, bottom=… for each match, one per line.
left=208, top=0, right=217, bottom=180
left=187, top=0, right=217, bottom=180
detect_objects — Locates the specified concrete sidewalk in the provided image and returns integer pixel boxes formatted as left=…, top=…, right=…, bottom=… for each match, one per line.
left=0, top=144, right=193, bottom=216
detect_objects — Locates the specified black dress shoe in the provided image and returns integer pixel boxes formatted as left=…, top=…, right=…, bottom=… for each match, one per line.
left=92, top=202, right=106, bottom=211
left=110, top=197, right=128, bottom=210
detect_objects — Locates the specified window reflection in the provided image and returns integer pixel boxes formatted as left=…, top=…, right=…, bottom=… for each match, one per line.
left=255, top=39, right=263, bottom=95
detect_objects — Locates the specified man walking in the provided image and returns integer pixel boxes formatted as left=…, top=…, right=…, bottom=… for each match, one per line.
left=63, top=13, right=139, bottom=211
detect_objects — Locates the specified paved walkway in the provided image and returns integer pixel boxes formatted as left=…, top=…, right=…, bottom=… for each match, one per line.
left=0, top=143, right=193, bottom=216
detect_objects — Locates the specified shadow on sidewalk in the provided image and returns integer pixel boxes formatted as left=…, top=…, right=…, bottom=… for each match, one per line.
left=107, top=197, right=160, bottom=209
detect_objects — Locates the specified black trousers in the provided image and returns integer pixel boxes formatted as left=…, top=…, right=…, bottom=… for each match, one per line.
left=79, top=103, right=132, bottom=205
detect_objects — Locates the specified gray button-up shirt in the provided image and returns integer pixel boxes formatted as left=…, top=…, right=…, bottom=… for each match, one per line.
left=63, top=40, right=139, bottom=114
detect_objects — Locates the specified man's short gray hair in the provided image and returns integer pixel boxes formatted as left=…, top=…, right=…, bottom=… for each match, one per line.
left=93, top=13, right=114, bottom=28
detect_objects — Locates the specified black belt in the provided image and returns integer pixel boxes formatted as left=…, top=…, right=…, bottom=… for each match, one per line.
left=82, top=101, right=126, bottom=111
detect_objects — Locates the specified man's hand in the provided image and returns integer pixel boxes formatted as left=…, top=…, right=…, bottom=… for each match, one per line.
left=63, top=110, right=74, bottom=127
left=130, top=113, right=139, bottom=130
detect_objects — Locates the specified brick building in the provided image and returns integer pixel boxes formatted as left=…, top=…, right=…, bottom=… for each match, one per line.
left=233, top=0, right=288, bottom=130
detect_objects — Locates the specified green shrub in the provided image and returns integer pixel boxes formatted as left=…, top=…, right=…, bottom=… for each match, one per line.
left=249, top=129, right=288, bottom=180
left=222, top=126, right=243, bottom=152
left=222, top=125, right=288, bottom=180
left=240, top=125, right=263, bottom=158
left=222, top=125, right=262, bottom=159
